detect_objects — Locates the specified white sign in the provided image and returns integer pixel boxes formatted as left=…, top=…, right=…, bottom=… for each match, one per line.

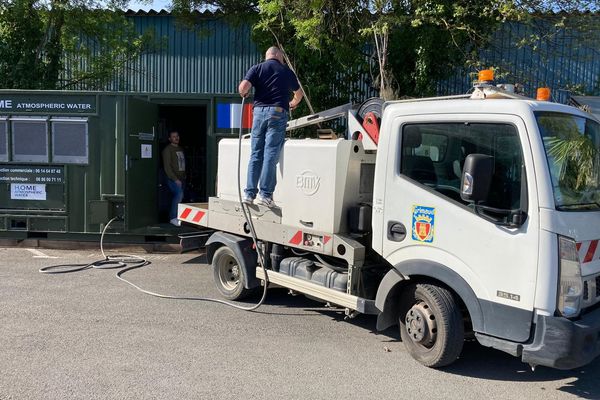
left=141, top=144, right=152, bottom=159
left=11, top=183, right=47, bottom=200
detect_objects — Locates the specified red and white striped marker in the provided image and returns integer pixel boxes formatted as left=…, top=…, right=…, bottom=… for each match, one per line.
left=178, top=207, right=206, bottom=224
left=577, top=240, right=600, bottom=264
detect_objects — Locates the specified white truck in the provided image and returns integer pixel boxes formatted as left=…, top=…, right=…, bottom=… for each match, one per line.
left=179, top=77, right=600, bottom=369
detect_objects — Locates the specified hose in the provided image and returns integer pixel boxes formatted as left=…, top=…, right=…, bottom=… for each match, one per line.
left=40, top=97, right=269, bottom=312
left=119, top=95, right=270, bottom=310
left=39, top=217, right=148, bottom=274
left=230, top=95, right=270, bottom=311
left=314, top=253, right=348, bottom=273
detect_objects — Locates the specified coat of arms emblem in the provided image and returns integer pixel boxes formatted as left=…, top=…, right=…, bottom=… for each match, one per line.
left=412, top=206, right=435, bottom=243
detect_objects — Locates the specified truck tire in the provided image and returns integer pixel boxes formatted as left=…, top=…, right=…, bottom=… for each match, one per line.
left=212, top=246, right=254, bottom=300
left=398, top=283, right=464, bottom=368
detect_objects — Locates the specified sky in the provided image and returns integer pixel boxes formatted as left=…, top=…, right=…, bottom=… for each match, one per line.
left=126, top=0, right=170, bottom=11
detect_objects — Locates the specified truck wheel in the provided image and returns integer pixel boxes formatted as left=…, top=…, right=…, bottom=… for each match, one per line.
left=398, top=283, right=464, bottom=368
left=212, top=246, right=253, bottom=300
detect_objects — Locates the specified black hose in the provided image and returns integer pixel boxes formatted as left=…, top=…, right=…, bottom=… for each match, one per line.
left=39, top=217, right=148, bottom=274
left=39, top=98, right=270, bottom=312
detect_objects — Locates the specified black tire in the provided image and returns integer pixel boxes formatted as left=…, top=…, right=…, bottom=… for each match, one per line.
left=212, top=246, right=254, bottom=301
left=398, top=283, right=464, bottom=368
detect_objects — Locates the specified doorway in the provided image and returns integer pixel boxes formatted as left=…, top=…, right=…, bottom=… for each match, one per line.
left=157, top=105, right=208, bottom=223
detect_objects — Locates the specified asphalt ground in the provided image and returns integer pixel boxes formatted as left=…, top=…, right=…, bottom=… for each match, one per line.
left=1, top=246, right=599, bottom=400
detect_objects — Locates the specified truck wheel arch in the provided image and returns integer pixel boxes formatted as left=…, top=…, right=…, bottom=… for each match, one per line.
left=205, top=231, right=260, bottom=289
left=375, top=260, right=484, bottom=333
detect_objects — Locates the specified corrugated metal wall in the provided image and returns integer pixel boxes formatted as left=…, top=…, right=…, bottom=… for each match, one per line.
left=106, top=12, right=262, bottom=93
left=66, top=12, right=598, bottom=102
left=438, top=21, right=600, bottom=102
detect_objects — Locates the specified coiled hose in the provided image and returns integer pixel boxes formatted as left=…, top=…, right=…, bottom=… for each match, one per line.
left=40, top=96, right=269, bottom=311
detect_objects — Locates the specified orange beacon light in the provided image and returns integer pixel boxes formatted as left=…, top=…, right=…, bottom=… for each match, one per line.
left=536, top=87, right=551, bottom=101
left=478, top=69, right=494, bottom=82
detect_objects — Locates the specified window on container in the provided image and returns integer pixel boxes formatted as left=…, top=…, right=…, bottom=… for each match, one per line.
left=0, top=118, right=7, bottom=162
left=12, top=118, right=48, bottom=162
left=51, top=119, right=88, bottom=164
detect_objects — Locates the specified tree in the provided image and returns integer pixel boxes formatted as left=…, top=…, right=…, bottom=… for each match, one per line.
left=0, top=0, right=157, bottom=89
left=251, top=1, right=514, bottom=100
left=169, top=1, right=600, bottom=106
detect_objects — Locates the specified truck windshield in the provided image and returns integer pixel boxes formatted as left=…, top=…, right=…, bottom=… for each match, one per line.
left=536, top=112, right=600, bottom=210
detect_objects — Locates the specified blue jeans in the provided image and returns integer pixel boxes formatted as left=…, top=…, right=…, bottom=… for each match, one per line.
left=245, top=106, right=288, bottom=199
left=167, top=179, right=184, bottom=220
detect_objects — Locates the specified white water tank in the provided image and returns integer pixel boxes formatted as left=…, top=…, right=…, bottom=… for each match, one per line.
left=217, top=138, right=374, bottom=233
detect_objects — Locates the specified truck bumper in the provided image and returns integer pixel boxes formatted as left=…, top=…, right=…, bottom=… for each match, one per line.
left=521, top=306, right=600, bottom=370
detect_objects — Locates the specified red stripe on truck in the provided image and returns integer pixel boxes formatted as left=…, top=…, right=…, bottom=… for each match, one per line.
left=583, top=240, right=598, bottom=263
left=289, top=230, right=302, bottom=245
left=192, top=211, right=206, bottom=223
left=180, top=208, right=192, bottom=220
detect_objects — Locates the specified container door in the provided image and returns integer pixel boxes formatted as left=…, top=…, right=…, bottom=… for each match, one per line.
left=126, top=97, right=159, bottom=230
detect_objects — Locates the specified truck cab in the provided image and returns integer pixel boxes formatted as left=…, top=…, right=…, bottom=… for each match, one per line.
left=180, top=89, right=600, bottom=370
left=373, top=98, right=600, bottom=369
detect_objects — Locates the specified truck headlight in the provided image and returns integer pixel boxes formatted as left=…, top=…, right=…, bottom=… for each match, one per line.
left=557, top=236, right=583, bottom=318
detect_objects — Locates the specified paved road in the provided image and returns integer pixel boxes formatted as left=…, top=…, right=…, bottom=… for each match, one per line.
left=0, top=247, right=599, bottom=400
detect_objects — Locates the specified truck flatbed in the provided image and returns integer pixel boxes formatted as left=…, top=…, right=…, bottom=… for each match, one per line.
left=178, top=198, right=377, bottom=314
left=178, top=198, right=366, bottom=267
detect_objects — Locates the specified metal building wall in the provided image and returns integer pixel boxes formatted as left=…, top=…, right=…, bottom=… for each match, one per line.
left=438, top=21, right=600, bottom=102
left=107, top=11, right=262, bottom=94
left=65, top=12, right=599, bottom=101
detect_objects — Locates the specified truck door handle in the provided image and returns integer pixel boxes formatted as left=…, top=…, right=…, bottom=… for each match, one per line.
left=387, top=221, right=407, bottom=242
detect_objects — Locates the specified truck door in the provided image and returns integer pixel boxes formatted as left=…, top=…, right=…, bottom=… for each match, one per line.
left=379, top=114, right=539, bottom=342
left=126, top=97, right=159, bottom=231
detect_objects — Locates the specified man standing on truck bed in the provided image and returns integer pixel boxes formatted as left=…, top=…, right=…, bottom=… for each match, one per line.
left=238, top=46, right=303, bottom=207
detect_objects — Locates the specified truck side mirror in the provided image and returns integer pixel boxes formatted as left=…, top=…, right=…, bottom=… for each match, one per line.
left=460, top=154, right=494, bottom=203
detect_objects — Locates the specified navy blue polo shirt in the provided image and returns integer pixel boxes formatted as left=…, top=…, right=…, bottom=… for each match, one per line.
left=244, top=59, right=300, bottom=111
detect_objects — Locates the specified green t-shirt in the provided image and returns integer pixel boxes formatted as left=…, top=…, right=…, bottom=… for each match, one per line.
left=162, top=144, right=186, bottom=181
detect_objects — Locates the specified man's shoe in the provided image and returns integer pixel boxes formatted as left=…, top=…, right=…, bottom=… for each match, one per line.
left=242, top=195, right=254, bottom=205
left=257, top=196, right=275, bottom=208
left=170, top=218, right=181, bottom=226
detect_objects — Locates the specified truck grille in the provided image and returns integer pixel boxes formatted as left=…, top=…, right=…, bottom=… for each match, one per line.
left=582, top=274, right=600, bottom=308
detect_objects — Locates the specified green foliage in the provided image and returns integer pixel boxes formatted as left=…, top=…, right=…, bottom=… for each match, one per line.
left=547, top=135, right=597, bottom=191
left=60, top=8, right=158, bottom=89
left=169, top=0, right=258, bottom=27
left=0, top=0, right=46, bottom=88
left=542, top=114, right=599, bottom=192
left=0, top=0, right=157, bottom=89
left=250, top=1, right=507, bottom=100
left=171, top=0, right=600, bottom=108
left=251, top=0, right=369, bottom=112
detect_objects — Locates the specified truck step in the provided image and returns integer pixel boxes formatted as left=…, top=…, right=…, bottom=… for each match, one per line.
left=255, top=267, right=373, bottom=312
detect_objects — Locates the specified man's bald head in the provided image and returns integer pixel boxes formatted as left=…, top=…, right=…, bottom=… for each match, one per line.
left=265, top=46, right=284, bottom=63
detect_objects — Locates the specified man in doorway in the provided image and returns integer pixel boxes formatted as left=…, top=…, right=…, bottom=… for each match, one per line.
left=238, top=46, right=303, bottom=207
left=162, top=130, right=186, bottom=226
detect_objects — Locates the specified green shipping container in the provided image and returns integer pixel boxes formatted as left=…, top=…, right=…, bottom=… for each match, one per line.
left=0, top=90, right=246, bottom=243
